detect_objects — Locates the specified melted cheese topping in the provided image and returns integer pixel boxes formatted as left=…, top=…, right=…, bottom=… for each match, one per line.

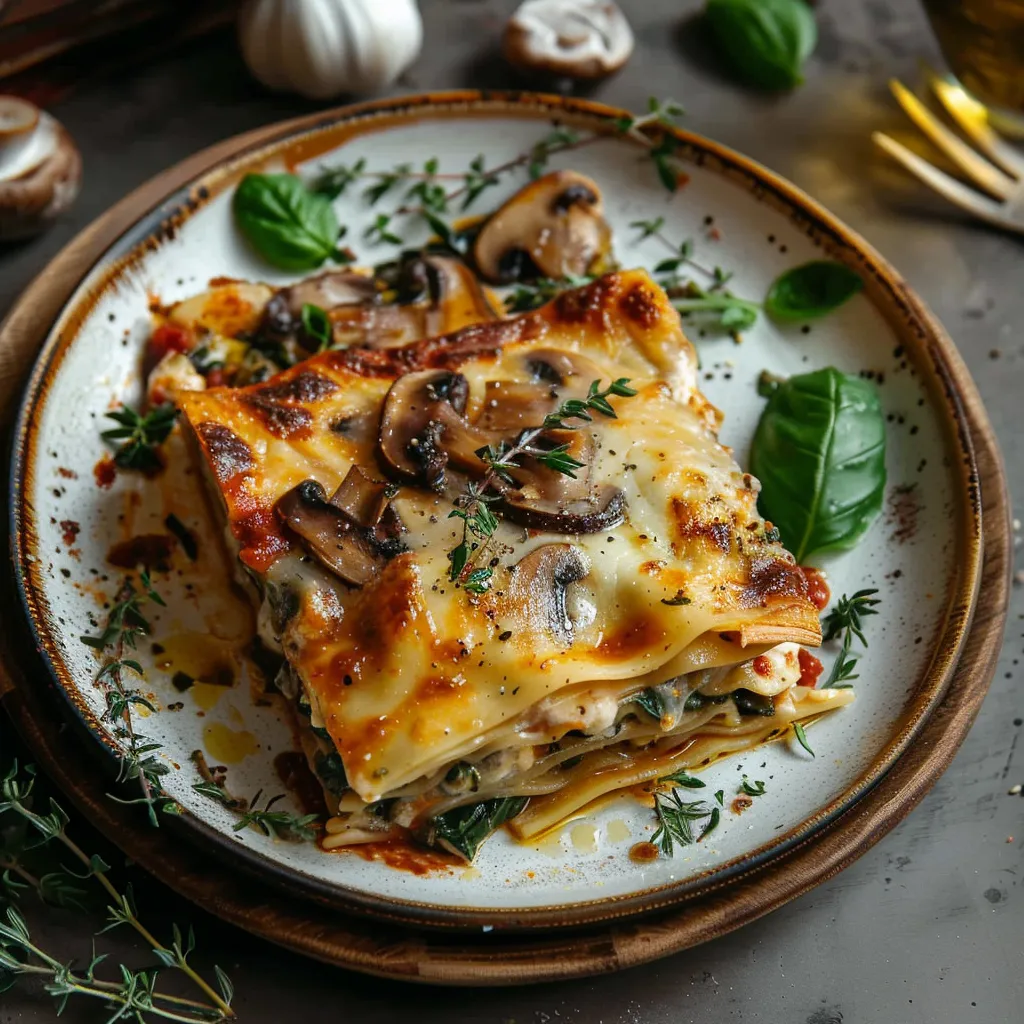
left=181, top=270, right=821, bottom=802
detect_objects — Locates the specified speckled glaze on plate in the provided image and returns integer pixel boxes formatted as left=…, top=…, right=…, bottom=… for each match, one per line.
left=8, top=93, right=983, bottom=931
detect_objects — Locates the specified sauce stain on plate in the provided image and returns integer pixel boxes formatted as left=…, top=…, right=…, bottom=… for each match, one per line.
left=154, top=632, right=238, bottom=689
left=202, top=722, right=258, bottom=763
left=570, top=822, right=599, bottom=854
left=606, top=818, right=631, bottom=843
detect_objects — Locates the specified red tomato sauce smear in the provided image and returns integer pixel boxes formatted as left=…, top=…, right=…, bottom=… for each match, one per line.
left=798, top=648, right=824, bottom=688
left=800, top=566, right=831, bottom=611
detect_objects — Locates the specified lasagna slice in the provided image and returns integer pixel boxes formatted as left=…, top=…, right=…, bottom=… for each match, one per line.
left=179, top=269, right=852, bottom=860
left=145, top=253, right=499, bottom=404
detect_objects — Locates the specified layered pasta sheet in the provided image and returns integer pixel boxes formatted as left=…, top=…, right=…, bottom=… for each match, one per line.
left=180, top=270, right=847, bottom=854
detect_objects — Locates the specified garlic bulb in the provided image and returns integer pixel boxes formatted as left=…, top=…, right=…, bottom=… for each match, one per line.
left=0, top=97, right=81, bottom=240
left=238, top=0, right=423, bottom=100
left=503, top=1, right=634, bottom=81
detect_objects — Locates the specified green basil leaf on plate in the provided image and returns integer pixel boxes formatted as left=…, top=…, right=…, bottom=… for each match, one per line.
left=233, top=173, right=342, bottom=271
left=766, top=260, right=863, bottom=320
left=705, top=0, right=817, bottom=91
left=750, top=367, right=886, bottom=562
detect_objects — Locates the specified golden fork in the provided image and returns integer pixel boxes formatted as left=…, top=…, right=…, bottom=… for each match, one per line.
left=873, top=71, right=1024, bottom=234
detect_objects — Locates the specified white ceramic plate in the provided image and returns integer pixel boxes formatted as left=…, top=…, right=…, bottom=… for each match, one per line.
left=10, top=95, right=980, bottom=929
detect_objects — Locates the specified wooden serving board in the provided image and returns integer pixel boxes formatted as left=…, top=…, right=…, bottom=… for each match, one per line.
left=0, top=98, right=1011, bottom=985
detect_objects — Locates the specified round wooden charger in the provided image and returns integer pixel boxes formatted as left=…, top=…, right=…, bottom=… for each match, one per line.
left=0, top=96, right=1011, bottom=985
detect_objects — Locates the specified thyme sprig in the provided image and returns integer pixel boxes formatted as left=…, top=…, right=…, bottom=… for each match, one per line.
left=231, top=792, right=319, bottom=842
left=80, top=573, right=177, bottom=827
left=101, top=404, right=179, bottom=473
left=0, top=762, right=234, bottom=1020
left=630, top=218, right=760, bottom=333
left=651, top=790, right=720, bottom=855
left=821, top=588, right=880, bottom=688
left=312, top=96, right=686, bottom=243
left=447, top=379, right=637, bottom=594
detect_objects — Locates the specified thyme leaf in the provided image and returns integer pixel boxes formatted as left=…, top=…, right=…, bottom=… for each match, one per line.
left=739, top=776, right=766, bottom=797
left=793, top=721, right=815, bottom=757
left=659, top=769, right=706, bottom=789
left=300, top=302, right=332, bottom=351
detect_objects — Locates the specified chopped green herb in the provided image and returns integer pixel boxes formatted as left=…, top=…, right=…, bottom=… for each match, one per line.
left=793, top=721, right=815, bottom=757
left=660, top=769, right=706, bottom=789
left=101, top=403, right=178, bottom=473
left=739, top=776, right=766, bottom=797
left=164, top=513, right=197, bottom=560
left=300, top=302, right=332, bottom=351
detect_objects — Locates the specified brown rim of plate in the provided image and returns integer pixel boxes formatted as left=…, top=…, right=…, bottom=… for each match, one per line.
left=4, top=92, right=989, bottom=932
left=0, top=365, right=1007, bottom=984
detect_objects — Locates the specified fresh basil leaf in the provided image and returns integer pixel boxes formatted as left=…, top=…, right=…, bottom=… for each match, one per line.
left=705, top=0, right=817, bottom=91
left=766, top=261, right=863, bottom=320
left=301, top=302, right=332, bottom=350
left=750, top=367, right=886, bottom=562
left=233, top=173, right=341, bottom=271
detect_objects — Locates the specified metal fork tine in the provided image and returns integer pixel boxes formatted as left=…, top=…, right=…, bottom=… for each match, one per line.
left=927, top=70, right=1024, bottom=180
left=872, top=131, right=1021, bottom=232
left=888, top=79, right=1015, bottom=200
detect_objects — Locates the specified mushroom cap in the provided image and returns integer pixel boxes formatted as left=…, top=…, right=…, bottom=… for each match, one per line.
left=472, top=170, right=612, bottom=285
left=0, top=110, right=81, bottom=241
left=503, top=0, right=634, bottom=81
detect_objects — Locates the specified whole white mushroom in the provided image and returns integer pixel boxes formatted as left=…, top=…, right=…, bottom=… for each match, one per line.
left=503, top=0, right=635, bottom=81
left=0, top=97, right=81, bottom=241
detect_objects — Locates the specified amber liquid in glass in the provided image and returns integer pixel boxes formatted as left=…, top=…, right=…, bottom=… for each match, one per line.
left=923, top=0, right=1024, bottom=122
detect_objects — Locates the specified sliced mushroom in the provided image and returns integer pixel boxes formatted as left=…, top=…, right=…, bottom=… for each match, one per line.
left=378, top=369, right=498, bottom=490
left=258, top=271, right=378, bottom=351
left=472, top=170, right=612, bottom=284
left=379, top=253, right=499, bottom=333
left=506, top=544, right=590, bottom=644
left=275, top=480, right=384, bottom=586
left=503, top=1, right=635, bottom=81
left=476, top=379, right=560, bottom=432
left=328, top=465, right=392, bottom=528
left=504, top=482, right=626, bottom=534
left=257, top=255, right=499, bottom=356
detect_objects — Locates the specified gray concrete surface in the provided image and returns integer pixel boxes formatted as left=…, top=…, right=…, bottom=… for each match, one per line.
left=2, top=1, right=1022, bottom=1021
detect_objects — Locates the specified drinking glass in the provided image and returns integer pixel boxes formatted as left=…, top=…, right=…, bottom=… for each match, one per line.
left=922, top=0, right=1024, bottom=135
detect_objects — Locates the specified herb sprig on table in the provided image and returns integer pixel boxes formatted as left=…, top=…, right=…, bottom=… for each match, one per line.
left=447, top=378, right=637, bottom=595
left=0, top=762, right=234, bottom=1021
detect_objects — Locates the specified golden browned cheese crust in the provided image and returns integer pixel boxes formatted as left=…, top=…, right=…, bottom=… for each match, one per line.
left=180, top=270, right=821, bottom=802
